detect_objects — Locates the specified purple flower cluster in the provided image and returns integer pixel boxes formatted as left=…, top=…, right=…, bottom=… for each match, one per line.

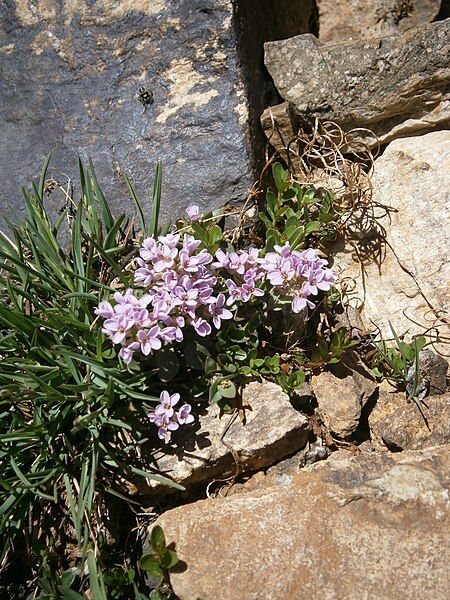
left=134, top=232, right=233, bottom=340
left=212, top=248, right=265, bottom=306
left=259, top=243, right=337, bottom=313
left=94, top=207, right=336, bottom=362
left=148, top=391, right=194, bottom=443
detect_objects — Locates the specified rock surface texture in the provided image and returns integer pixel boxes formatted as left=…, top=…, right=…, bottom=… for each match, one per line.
left=311, top=364, right=377, bottom=438
left=264, top=19, right=450, bottom=146
left=146, top=381, right=310, bottom=493
left=333, top=130, right=450, bottom=357
left=155, top=444, right=450, bottom=600
left=0, top=0, right=314, bottom=226
left=370, top=392, right=450, bottom=451
left=317, top=0, right=442, bottom=43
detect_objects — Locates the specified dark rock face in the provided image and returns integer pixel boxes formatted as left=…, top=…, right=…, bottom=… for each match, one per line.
left=0, top=0, right=314, bottom=227
left=264, top=19, right=450, bottom=146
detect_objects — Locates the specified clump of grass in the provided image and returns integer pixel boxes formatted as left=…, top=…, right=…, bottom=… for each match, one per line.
left=0, top=157, right=181, bottom=598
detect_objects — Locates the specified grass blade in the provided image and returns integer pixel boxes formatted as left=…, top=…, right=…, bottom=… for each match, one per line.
left=149, top=161, right=162, bottom=237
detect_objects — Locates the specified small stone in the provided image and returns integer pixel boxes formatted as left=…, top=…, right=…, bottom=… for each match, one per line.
left=143, top=380, right=310, bottom=493
left=312, top=364, right=378, bottom=438
left=406, top=349, right=448, bottom=397
left=371, top=392, right=450, bottom=451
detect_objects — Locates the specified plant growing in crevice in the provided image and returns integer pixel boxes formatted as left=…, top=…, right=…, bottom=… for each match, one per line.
left=139, top=525, right=179, bottom=600
left=0, top=158, right=348, bottom=597
left=370, top=323, right=428, bottom=419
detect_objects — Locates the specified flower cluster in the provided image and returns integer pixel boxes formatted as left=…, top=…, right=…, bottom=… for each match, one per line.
left=94, top=206, right=337, bottom=363
left=134, top=232, right=233, bottom=339
left=148, top=391, right=194, bottom=443
left=94, top=290, right=179, bottom=364
left=259, top=243, right=337, bottom=313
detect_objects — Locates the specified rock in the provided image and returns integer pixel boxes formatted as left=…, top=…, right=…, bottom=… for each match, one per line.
left=367, top=385, right=407, bottom=451
left=332, top=131, right=450, bottom=359
left=311, top=362, right=378, bottom=438
left=317, top=0, right=442, bottom=43
left=155, top=444, right=450, bottom=600
left=0, top=1, right=315, bottom=228
left=260, top=101, right=301, bottom=170
left=406, top=349, right=448, bottom=397
left=264, top=20, right=450, bottom=146
left=146, top=380, right=310, bottom=493
left=370, top=392, right=450, bottom=451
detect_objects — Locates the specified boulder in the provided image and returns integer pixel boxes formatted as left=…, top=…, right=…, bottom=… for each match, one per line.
left=144, top=380, right=310, bottom=493
left=264, top=20, right=450, bottom=146
left=311, top=363, right=378, bottom=438
left=0, top=0, right=315, bottom=227
left=317, top=0, right=442, bottom=43
left=332, top=131, right=450, bottom=358
left=370, top=392, right=450, bottom=451
left=155, top=444, right=450, bottom=600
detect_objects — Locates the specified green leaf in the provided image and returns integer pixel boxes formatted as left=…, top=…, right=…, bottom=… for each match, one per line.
left=38, top=153, right=52, bottom=201
left=87, top=550, right=108, bottom=600
left=155, top=347, right=180, bottom=382
left=88, top=157, right=114, bottom=233
left=149, top=162, right=162, bottom=237
left=140, top=553, right=164, bottom=578
left=128, top=466, right=185, bottom=490
left=160, top=549, right=179, bottom=569
left=58, top=587, right=86, bottom=600
left=151, top=525, right=166, bottom=554
left=218, top=380, right=237, bottom=399
left=208, top=224, right=222, bottom=245
left=124, top=173, right=146, bottom=234
left=272, top=162, right=289, bottom=192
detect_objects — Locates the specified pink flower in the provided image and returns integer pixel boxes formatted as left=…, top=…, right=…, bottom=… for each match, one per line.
left=186, top=205, right=200, bottom=221
left=94, top=300, right=114, bottom=319
left=154, top=414, right=179, bottom=442
left=102, top=314, right=133, bottom=344
left=148, top=391, right=195, bottom=444
left=155, top=391, right=180, bottom=418
left=208, top=294, right=233, bottom=329
left=119, top=342, right=140, bottom=364
left=177, top=404, right=195, bottom=425
left=192, top=317, right=212, bottom=337
left=136, top=327, right=162, bottom=355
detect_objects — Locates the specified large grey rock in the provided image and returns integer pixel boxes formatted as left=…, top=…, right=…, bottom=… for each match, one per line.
left=145, top=380, right=310, bottom=493
left=333, top=131, right=450, bottom=359
left=264, top=20, right=450, bottom=146
left=0, top=0, right=314, bottom=227
left=155, top=444, right=450, bottom=600
left=317, top=0, right=442, bottom=43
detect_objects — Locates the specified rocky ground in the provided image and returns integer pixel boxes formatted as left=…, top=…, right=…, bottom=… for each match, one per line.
left=146, top=4, right=449, bottom=598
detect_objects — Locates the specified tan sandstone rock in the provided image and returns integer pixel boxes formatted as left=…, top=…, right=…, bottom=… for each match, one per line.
left=333, top=130, right=450, bottom=359
left=145, top=380, right=310, bottom=493
left=155, top=444, right=450, bottom=600
left=370, top=392, right=450, bottom=451
left=311, top=362, right=378, bottom=438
